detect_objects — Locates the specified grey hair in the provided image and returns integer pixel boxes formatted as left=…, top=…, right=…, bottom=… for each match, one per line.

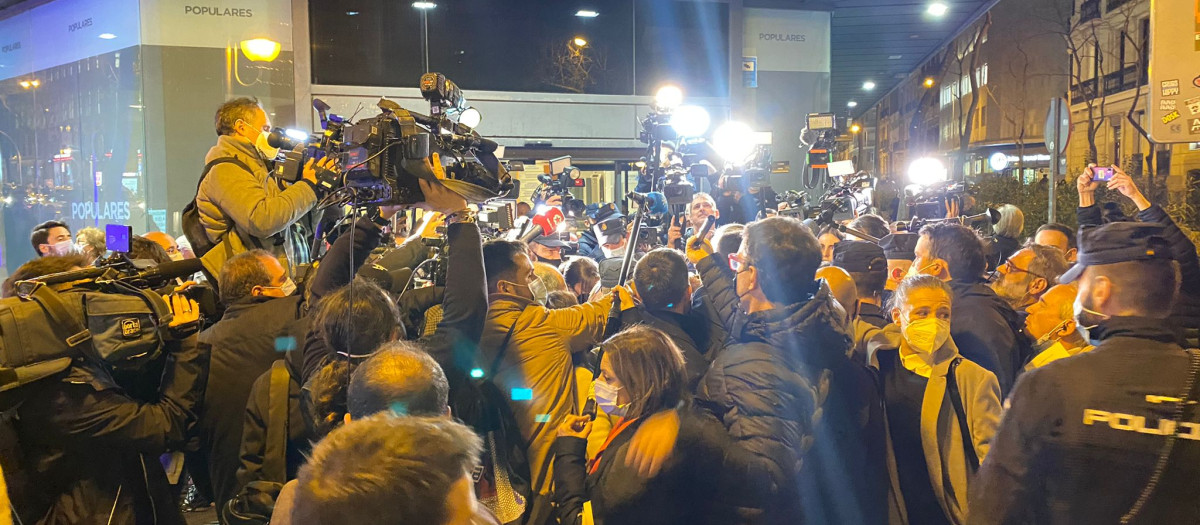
left=214, top=97, right=262, bottom=136
left=888, top=274, right=954, bottom=312
left=1024, top=244, right=1071, bottom=284
left=993, top=204, right=1025, bottom=238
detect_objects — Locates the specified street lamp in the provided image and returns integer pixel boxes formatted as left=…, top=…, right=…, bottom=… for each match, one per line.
left=923, top=77, right=936, bottom=88
left=413, top=2, right=437, bottom=72
left=572, top=36, right=589, bottom=47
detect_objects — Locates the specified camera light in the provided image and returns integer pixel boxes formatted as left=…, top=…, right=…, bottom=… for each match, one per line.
left=907, top=157, right=948, bottom=186
left=284, top=128, right=309, bottom=142
left=670, top=105, right=711, bottom=137
left=458, top=107, right=482, bottom=129
left=654, top=85, right=684, bottom=110
left=712, top=121, right=756, bottom=164
left=239, top=38, right=281, bottom=62
left=988, top=152, right=1010, bottom=171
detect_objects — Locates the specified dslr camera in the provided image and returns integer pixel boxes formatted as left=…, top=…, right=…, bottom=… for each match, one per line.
left=536, top=156, right=587, bottom=218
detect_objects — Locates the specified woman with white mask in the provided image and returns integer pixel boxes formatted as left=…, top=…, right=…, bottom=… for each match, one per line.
left=864, top=275, right=1002, bottom=525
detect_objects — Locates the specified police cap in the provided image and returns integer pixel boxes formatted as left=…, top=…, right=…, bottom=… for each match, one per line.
left=1059, top=222, right=1172, bottom=283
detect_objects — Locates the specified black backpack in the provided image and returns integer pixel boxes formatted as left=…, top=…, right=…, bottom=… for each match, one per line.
left=223, top=360, right=293, bottom=524
left=182, top=157, right=252, bottom=258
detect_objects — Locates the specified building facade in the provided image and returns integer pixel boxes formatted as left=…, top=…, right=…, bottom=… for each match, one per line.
left=865, top=0, right=1071, bottom=184
left=1065, top=0, right=1200, bottom=193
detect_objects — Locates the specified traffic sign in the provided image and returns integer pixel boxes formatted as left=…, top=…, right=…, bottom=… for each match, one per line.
left=1147, top=0, right=1200, bottom=142
left=1045, top=97, right=1070, bottom=155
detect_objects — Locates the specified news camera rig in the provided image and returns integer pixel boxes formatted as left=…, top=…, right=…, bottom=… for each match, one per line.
left=266, top=73, right=513, bottom=211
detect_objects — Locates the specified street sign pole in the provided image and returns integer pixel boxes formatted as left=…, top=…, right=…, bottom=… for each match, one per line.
left=1046, top=97, right=1070, bottom=224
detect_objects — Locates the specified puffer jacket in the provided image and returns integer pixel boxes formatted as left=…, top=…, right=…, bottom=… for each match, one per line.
left=948, top=280, right=1025, bottom=396
left=195, top=135, right=318, bottom=280
left=692, top=253, right=861, bottom=524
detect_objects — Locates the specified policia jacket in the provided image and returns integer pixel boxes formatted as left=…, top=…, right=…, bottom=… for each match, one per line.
left=968, top=317, right=1200, bottom=523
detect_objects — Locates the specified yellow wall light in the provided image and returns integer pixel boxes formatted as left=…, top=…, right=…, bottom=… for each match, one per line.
left=240, top=38, right=282, bottom=62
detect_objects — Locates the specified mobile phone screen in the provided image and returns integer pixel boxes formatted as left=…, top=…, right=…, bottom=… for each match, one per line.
left=1093, top=167, right=1115, bottom=181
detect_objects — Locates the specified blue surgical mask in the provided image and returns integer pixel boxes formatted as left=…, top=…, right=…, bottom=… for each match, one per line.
left=593, top=379, right=628, bottom=418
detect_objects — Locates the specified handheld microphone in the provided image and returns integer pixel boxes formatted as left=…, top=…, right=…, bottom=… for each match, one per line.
left=690, top=215, right=717, bottom=250
left=627, top=191, right=668, bottom=215
left=519, top=207, right=567, bottom=244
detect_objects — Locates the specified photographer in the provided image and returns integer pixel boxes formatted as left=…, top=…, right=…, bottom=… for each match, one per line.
left=1076, top=165, right=1200, bottom=348
left=195, top=97, right=338, bottom=282
left=12, top=280, right=206, bottom=524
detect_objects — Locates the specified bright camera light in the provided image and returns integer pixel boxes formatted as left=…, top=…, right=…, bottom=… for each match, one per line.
left=670, top=105, right=711, bottom=137
left=908, top=157, right=948, bottom=186
left=712, top=121, right=756, bottom=164
left=458, top=107, right=482, bottom=129
left=654, top=85, right=684, bottom=110
left=284, top=128, right=309, bottom=142
left=927, top=2, right=949, bottom=16
left=989, top=152, right=1010, bottom=171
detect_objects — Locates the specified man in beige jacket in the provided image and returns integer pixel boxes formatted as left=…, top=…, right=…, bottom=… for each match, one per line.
left=478, top=239, right=629, bottom=525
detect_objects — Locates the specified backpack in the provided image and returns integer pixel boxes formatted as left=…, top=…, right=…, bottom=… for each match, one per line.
left=223, top=360, right=292, bottom=524
left=0, top=279, right=171, bottom=412
left=182, top=157, right=252, bottom=258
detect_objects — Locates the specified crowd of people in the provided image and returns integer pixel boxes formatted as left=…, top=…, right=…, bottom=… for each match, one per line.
left=2, top=97, right=1199, bottom=525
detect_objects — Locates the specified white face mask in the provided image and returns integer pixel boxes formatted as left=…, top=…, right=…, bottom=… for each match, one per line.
left=906, top=259, right=935, bottom=279
left=593, top=379, right=628, bottom=418
left=255, top=131, right=280, bottom=160
left=902, top=316, right=951, bottom=354
left=46, top=239, right=77, bottom=257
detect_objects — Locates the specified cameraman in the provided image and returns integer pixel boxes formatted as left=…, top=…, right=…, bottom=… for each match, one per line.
left=12, top=279, right=206, bottom=524
left=195, top=97, right=338, bottom=282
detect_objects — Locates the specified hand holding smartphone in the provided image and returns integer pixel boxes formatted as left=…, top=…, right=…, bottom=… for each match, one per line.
left=1092, top=166, right=1116, bottom=182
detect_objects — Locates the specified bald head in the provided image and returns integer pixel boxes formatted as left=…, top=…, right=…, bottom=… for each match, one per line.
left=143, top=231, right=182, bottom=260
left=533, top=262, right=567, bottom=292
left=816, top=265, right=858, bottom=323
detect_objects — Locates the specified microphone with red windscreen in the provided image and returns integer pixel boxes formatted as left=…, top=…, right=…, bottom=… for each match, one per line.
left=519, top=207, right=567, bottom=244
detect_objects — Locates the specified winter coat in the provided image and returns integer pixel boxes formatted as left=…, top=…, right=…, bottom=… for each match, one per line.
left=1079, top=203, right=1200, bottom=348
left=234, top=349, right=309, bottom=492
left=948, top=280, right=1026, bottom=395
left=192, top=293, right=309, bottom=514
left=477, top=289, right=613, bottom=525
left=619, top=306, right=719, bottom=391
left=12, top=336, right=207, bottom=525
left=969, top=317, right=1200, bottom=523
left=551, top=408, right=728, bottom=525
left=865, top=329, right=1003, bottom=525
left=692, top=252, right=873, bottom=524
left=195, top=135, right=318, bottom=281
left=986, top=234, right=1021, bottom=271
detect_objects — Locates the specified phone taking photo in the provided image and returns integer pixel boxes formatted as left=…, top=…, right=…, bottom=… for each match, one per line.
left=1092, top=167, right=1115, bottom=182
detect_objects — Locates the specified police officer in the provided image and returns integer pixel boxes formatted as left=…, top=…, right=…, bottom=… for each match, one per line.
left=969, top=222, right=1200, bottom=523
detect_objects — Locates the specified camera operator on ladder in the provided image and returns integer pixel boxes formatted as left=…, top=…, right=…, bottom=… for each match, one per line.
left=193, top=97, right=339, bottom=285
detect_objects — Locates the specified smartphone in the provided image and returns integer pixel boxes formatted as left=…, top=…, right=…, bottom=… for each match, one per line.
left=1092, top=167, right=1115, bottom=182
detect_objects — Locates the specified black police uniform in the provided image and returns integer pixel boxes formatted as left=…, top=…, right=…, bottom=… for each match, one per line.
left=970, top=222, right=1200, bottom=524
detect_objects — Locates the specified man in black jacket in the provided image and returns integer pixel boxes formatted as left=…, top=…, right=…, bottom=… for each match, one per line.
left=193, top=205, right=401, bottom=516
left=13, top=291, right=206, bottom=524
left=626, top=248, right=720, bottom=390
left=657, top=216, right=886, bottom=524
left=913, top=222, right=1026, bottom=394
left=970, top=221, right=1200, bottom=523
left=1075, top=164, right=1200, bottom=348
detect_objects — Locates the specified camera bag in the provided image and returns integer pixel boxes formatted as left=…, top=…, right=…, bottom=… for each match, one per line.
left=0, top=281, right=170, bottom=412
left=182, top=157, right=252, bottom=258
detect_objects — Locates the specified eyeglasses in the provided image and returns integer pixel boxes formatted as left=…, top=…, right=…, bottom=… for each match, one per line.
left=998, top=260, right=1044, bottom=279
left=728, top=253, right=753, bottom=272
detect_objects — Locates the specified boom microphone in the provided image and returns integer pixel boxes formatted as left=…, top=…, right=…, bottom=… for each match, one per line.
left=519, top=207, right=567, bottom=244
left=134, top=258, right=205, bottom=286
left=627, top=191, right=668, bottom=216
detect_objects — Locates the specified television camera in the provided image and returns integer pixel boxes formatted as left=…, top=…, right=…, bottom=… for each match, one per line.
left=535, top=156, right=587, bottom=219
left=905, top=180, right=977, bottom=222
left=265, top=73, right=512, bottom=208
